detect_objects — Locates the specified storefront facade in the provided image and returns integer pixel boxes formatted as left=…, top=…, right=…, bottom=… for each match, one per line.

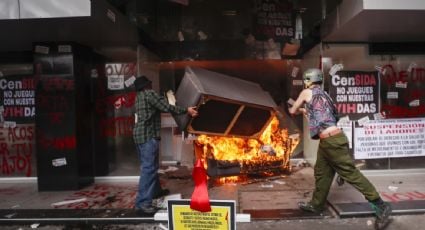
left=1, top=0, right=424, bottom=190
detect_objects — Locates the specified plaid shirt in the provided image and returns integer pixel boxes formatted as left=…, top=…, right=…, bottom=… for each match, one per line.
left=133, top=89, right=187, bottom=144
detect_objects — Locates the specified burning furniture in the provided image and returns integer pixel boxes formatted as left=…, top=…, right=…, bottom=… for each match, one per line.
left=174, top=67, right=299, bottom=178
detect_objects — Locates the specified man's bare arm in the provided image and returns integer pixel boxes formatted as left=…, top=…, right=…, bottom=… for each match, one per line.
left=289, top=89, right=310, bottom=115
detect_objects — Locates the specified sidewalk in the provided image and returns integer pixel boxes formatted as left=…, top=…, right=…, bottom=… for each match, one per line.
left=0, top=166, right=424, bottom=229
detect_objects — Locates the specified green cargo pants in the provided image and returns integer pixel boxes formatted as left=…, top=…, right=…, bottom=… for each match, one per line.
left=311, top=132, right=381, bottom=209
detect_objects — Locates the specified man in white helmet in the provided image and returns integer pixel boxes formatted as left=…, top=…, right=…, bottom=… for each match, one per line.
left=289, top=68, right=391, bottom=230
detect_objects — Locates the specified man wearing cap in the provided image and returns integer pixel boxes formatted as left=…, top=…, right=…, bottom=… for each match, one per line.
left=289, top=68, right=391, bottom=230
left=133, top=75, right=198, bottom=215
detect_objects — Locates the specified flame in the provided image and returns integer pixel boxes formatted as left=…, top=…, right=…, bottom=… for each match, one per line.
left=217, top=176, right=245, bottom=184
left=196, top=116, right=299, bottom=166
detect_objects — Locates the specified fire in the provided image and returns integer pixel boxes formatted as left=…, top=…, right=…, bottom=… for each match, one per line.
left=196, top=116, right=299, bottom=173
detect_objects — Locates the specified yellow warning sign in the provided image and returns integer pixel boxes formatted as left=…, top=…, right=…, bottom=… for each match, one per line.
left=168, top=200, right=236, bottom=230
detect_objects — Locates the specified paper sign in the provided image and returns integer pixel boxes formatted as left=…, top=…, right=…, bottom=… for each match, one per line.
left=58, top=45, right=72, bottom=53
left=125, top=76, right=136, bottom=88
left=409, top=99, right=420, bottom=107
left=407, top=62, right=417, bottom=72
left=329, top=64, right=344, bottom=76
left=337, top=115, right=350, bottom=126
left=387, top=92, right=398, bottom=99
left=106, top=9, right=116, bottom=22
left=90, top=69, right=98, bottom=78
left=373, top=112, right=385, bottom=120
left=291, top=67, right=299, bottom=78
left=167, top=90, right=176, bottom=106
left=35, top=45, right=49, bottom=54
left=395, top=81, right=407, bottom=88
left=107, top=75, right=124, bottom=90
left=3, top=121, right=16, bottom=128
left=52, top=158, right=67, bottom=167
left=357, top=116, right=370, bottom=126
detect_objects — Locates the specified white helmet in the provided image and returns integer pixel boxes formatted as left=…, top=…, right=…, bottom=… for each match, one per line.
left=303, top=68, right=324, bottom=84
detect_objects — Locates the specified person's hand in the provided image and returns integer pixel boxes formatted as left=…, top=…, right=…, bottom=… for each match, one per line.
left=187, top=106, right=198, bottom=117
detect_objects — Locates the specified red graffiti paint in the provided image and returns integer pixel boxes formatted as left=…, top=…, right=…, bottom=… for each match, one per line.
left=402, top=89, right=425, bottom=103
left=95, top=92, right=136, bottom=114
left=0, top=125, right=35, bottom=177
left=7, top=126, right=34, bottom=142
left=381, top=191, right=425, bottom=203
left=381, top=65, right=425, bottom=84
left=0, top=143, right=32, bottom=177
left=54, top=183, right=137, bottom=209
left=381, top=104, right=425, bottom=118
left=48, top=112, right=65, bottom=124
left=0, top=188, right=21, bottom=195
left=37, top=95, right=69, bottom=111
left=40, top=77, right=74, bottom=91
left=38, top=133, right=76, bottom=151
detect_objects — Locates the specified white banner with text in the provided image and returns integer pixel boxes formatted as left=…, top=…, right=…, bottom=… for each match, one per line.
left=354, top=118, right=425, bottom=159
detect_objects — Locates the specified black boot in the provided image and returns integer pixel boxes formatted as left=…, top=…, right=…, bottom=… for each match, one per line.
left=370, top=198, right=392, bottom=230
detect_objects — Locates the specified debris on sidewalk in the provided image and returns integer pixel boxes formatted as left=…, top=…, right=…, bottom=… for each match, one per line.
left=30, top=223, right=40, bottom=229
left=4, top=212, right=17, bottom=218
left=158, top=166, right=179, bottom=174
left=153, top=193, right=182, bottom=209
left=158, top=223, right=168, bottom=230
left=51, top=198, right=87, bottom=207
left=260, top=184, right=274, bottom=188
left=273, top=180, right=286, bottom=185
left=367, top=219, right=373, bottom=226
left=295, top=160, right=309, bottom=167
left=388, top=185, right=399, bottom=192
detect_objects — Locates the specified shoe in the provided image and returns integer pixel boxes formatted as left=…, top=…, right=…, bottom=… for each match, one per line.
left=298, top=201, right=323, bottom=213
left=135, top=205, right=158, bottom=215
left=336, top=176, right=345, bottom=186
left=370, top=201, right=392, bottom=230
left=153, top=189, right=170, bottom=199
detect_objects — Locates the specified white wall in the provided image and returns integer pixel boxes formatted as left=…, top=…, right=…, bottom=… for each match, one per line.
left=0, top=0, right=90, bottom=19
left=363, top=0, right=425, bottom=10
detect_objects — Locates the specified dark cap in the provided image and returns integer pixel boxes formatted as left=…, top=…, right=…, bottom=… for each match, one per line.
left=134, top=76, right=152, bottom=91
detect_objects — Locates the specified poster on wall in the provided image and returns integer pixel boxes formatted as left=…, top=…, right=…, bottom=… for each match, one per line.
left=353, top=118, right=425, bottom=159
left=328, top=71, right=380, bottom=121
left=0, top=74, right=37, bottom=177
left=0, top=75, right=36, bottom=123
left=253, top=0, right=294, bottom=41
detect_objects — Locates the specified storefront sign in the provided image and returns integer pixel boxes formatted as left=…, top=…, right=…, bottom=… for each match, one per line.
left=168, top=200, right=236, bottom=230
left=354, top=118, right=425, bottom=159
